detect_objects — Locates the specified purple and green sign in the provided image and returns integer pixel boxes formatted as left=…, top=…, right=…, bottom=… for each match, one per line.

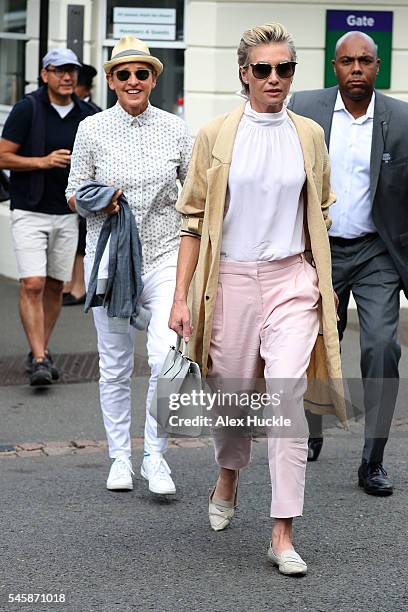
left=325, top=10, right=393, bottom=89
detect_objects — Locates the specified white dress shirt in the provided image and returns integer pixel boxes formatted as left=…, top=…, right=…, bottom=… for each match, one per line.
left=66, top=102, right=192, bottom=273
left=328, top=91, right=377, bottom=238
left=221, top=102, right=306, bottom=262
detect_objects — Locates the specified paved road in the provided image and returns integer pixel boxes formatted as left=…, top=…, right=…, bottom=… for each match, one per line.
left=1, top=275, right=408, bottom=612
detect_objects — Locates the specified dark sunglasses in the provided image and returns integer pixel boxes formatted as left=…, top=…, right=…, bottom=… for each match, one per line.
left=246, top=61, right=297, bottom=80
left=113, top=68, right=152, bottom=82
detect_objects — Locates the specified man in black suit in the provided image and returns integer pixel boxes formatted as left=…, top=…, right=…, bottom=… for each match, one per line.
left=288, top=31, right=408, bottom=496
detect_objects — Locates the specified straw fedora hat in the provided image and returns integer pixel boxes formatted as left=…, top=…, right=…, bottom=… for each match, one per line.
left=103, top=36, right=163, bottom=75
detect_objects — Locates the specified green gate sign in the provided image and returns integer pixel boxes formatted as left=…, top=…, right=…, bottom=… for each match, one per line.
left=325, top=10, right=393, bottom=90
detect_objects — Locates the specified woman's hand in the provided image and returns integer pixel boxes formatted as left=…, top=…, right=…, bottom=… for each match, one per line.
left=169, top=299, right=193, bottom=342
left=333, top=290, right=340, bottom=321
left=103, top=189, right=122, bottom=215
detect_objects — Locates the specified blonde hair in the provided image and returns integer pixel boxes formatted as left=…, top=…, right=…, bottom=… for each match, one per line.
left=237, top=23, right=297, bottom=95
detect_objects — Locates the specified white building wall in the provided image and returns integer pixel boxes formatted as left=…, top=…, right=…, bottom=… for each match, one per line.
left=183, top=0, right=408, bottom=307
left=185, top=0, right=408, bottom=133
left=24, top=0, right=103, bottom=95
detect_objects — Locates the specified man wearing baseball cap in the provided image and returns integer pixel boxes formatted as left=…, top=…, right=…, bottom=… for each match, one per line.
left=0, top=48, right=96, bottom=386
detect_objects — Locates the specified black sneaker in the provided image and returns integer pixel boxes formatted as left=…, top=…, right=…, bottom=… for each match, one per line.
left=25, top=351, right=35, bottom=373
left=30, top=358, right=52, bottom=386
left=45, top=350, right=60, bottom=381
left=26, top=351, right=59, bottom=381
left=62, top=292, right=86, bottom=306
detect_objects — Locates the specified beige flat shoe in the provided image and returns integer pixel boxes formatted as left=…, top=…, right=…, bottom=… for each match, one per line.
left=267, top=544, right=307, bottom=576
left=208, top=473, right=239, bottom=532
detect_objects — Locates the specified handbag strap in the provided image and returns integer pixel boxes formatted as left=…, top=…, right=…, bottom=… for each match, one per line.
left=175, top=335, right=182, bottom=353
left=174, top=335, right=190, bottom=360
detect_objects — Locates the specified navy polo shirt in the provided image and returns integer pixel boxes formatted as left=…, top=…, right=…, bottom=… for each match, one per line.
left=2, top=87, right=95, bottom=214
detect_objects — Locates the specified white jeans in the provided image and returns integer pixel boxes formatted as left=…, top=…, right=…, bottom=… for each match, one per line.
left=85, top=254, right=177, bottom=458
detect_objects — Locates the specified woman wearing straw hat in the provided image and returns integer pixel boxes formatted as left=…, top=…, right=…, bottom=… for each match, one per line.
left=169, top=23, right=345, bottom=575
left=66, top=36, right=192, bottom=495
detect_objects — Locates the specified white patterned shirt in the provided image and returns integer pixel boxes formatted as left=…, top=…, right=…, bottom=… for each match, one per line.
left=66, top=102, right=192, bottom=273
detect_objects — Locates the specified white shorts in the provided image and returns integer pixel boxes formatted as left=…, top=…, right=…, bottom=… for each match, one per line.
left=10, top=209, right=78, bottom=281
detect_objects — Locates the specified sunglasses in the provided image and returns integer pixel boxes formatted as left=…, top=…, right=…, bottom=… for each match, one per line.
left=46, top=66, right=78, bottom=77
left=113, top=68, right=152, bottom=82
left=245, top=61, right=297, bottom=80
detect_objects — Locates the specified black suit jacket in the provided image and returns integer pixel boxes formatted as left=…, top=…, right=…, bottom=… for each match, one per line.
left=288, top=86, right=408, bottom=296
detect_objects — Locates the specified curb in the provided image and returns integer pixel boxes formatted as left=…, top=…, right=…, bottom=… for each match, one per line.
left=0, top=436, right=224, bottom=459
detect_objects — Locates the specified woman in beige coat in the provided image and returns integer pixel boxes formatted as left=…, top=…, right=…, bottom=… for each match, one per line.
left=169, top=23, right=344, bottom=576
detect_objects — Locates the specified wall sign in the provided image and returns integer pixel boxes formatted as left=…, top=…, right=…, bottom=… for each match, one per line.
left=325, top=10, right=393, bottom=89
left=113, top=7, right=176, bottom=41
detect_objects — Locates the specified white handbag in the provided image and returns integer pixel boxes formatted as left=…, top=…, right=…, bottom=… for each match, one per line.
left=150, top=336, right=203, bottom=437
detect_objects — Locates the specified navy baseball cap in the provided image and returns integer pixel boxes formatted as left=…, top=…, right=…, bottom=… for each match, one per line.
left=42, top=48, right=82, bottom=68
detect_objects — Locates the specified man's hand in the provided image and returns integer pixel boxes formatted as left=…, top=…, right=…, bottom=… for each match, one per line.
left=39, top=149, right=71, bottom=169
left=168, top=299, right=193, bottom=342
left=103, top=189, right=122, bottom=215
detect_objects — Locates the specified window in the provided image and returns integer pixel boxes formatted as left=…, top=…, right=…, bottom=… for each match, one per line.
left=106, top=0, right=185, bottom=42
left=0, top=0, right=28, bottom=106
left=104, top=1, right=186, bottom=114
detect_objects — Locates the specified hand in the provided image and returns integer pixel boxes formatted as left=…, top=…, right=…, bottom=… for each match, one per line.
left=333, top=290, right=339, bottom=321
left=40, top=149, right=71, bottom=169
left=169, top=299, right=193, bottom=342
left=103, top=189, right=122, bottom=215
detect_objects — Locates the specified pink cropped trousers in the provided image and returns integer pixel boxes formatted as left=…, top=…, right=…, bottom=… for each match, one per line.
left=208, top=254, right=320, bottom=518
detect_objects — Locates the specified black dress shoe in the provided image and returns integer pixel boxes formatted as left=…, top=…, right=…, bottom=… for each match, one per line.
left=358, top=462, right=393, bottom=496
left=307, top=437, right=323, bottom=462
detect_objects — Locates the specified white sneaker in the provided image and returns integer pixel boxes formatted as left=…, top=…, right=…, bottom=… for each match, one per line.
left=141, top=453, right=176, bottom=495
left=106, top=456, right=134, bottom=491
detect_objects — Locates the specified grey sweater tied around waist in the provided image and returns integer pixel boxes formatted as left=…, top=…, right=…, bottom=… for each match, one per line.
left=76, top=180, right=150, bottom=333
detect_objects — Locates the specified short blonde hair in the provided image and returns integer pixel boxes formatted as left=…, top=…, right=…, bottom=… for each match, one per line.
left=237, top=23, right=297, bottom=95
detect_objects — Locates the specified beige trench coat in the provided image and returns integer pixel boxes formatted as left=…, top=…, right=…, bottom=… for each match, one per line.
left=176, top=104, right=347, bottom=424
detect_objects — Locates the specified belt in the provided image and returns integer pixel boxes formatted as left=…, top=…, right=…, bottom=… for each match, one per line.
left=329, top=233, right=378, bottom=247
